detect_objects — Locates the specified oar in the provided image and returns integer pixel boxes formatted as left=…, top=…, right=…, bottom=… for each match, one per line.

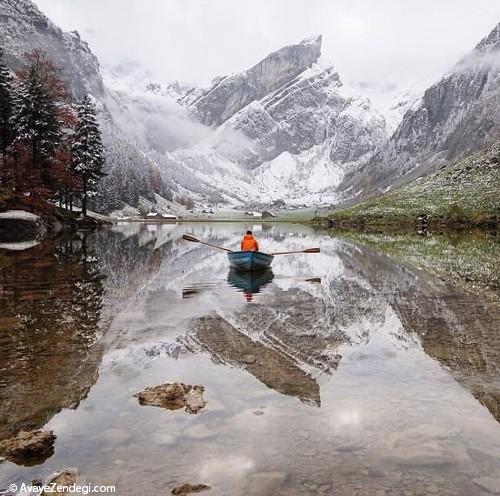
left=183, top=234, right=233, bottom=253
left=270, top=247, right=320, bottom=256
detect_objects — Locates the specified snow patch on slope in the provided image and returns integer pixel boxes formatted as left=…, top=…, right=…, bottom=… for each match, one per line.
left=252, top=143, right=343, bottom=204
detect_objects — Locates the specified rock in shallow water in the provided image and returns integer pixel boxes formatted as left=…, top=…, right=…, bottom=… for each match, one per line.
left=245, top=471, right=287, bottom=495
left=134, top=382, right=206, bottom=414
left=171, top=483, right=210, bottom=495
left=474, top=477, right=500, bottom=494
left=0, top=430, right=56, bottom=465
left=382, top=424, right=469, bottom=468
left=42, top=470, right=78, bottom=495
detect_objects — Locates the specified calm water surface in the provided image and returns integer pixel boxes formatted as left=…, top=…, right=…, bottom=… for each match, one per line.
left=1, top=223, right=500, bottom=495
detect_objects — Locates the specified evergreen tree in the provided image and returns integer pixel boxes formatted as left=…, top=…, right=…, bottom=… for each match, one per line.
left=71, top=96, right=105, bottom=216
left=0, top=48, right=14, bottom=162
left=12, top=62, right=62, bottom=177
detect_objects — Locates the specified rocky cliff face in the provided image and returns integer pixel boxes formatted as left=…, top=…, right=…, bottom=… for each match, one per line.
left=341, top=22, right=500, bottom=197
left=182, top=36, right=323, bottom=127
left=394, top=22, right=500, bottom=165
left=0, top=0, right=103, bottom=99
left=215, top=62, right=386, bottom=167
left=175, top=36, right=387, bottom=204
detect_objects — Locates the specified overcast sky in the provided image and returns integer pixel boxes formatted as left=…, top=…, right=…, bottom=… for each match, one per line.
left=35, top=0, right=500, bottom=89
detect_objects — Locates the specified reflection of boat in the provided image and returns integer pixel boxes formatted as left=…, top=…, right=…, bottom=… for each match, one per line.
left=227, top=268, right=274, bottom=297
left=227, top=251, right=274, bottom=271
left=182, top=288, right=199, bottom=299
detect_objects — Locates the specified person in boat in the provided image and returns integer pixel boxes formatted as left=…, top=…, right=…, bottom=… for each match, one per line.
left=241, top=230, right=259, bottom=252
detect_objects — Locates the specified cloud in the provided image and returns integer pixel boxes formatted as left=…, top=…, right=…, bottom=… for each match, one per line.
left=455, top=47, right=500, bottom=74
left=35, top=0, right=500, bottom=90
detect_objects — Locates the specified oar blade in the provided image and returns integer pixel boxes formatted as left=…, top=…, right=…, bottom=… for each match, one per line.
left=271, top=247, right=321, bottom=255
left=183, top=234, right=199, bottom=243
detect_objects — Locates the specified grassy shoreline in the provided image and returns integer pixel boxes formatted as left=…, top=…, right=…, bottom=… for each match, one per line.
left=320, top=146, right=500, bottom=230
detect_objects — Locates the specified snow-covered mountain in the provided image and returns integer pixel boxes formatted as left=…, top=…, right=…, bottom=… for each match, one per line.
left=2, top=0, right=498, bottom=211
left=341, top=21, right=500, bottom=199
left=0, top=0, right=103, bottom=99
left=181, top=36, right=324, bottom=127
left=171, top=36, right=387, bottom=205
left=97, top=34, right=389, bottom=207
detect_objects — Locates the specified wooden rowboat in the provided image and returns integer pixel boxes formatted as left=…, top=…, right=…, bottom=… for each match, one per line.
left=228, top=251, right=274, bottom=271
left=182, top=235, right=319, bottom=272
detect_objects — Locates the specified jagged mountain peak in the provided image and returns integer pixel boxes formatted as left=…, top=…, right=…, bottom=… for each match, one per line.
left=300, top=34, right=322, bottom=46
left=475, top=21, right=500, bottom=52
left=181, top=35, right=325, bottom=126
left=247, top=34, right=323, bottom=76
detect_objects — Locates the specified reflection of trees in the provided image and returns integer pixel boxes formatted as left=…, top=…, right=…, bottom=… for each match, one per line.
left=337, top=240, right=500, bottom=424
left=90, top=226, right=166, bottom=304
left=0, top=236, right=105, bottom=439
left=0, top=225, right=179, bottom=440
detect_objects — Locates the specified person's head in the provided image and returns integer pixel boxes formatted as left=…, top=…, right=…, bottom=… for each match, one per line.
left=246, top=230, right=252, bottom=236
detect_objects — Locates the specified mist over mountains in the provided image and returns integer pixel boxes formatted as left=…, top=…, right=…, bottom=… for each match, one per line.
left=1, top=0, right=499, bottom=214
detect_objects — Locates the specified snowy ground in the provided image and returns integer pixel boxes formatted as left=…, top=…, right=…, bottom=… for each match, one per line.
left=0, top=240, right=40, bottom=251
left=0, top=210, right=40, bottom=221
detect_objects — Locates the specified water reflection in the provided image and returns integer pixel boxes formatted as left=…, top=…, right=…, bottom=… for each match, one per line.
left=187, top=315, right=321, bottom=406
left=227, top=268, right=274, bottom=302
left=0, top=224, right=499, bottom=495
left=0, top=236, right=105, bottom=441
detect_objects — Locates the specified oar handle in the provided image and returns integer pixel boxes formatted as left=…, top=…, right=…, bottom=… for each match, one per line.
left=201, top=241, right=233, bottom=253
left=183, top=234, right=233, bottom=253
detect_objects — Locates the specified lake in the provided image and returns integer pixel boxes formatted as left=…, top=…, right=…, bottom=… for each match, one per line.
left=1, top=223, right=500, bottom=496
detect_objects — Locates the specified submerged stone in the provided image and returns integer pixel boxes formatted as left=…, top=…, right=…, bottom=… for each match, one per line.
left=0, top=430, right=56, bottom=466
left=245, top=471, right=287, bottom=495
left=134, top=382, right=206, bottom=414
left=171, top=483, right=210, bottom=495
left=474, top=477, right=500, bottom=494
left=42, top=470, right=78, bottom=495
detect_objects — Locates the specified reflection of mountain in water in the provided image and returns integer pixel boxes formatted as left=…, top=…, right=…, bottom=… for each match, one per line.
left=188, top=316, right=322, bottom=406
left=0, top=238, right=105, bottom=439
left=186, top=282, right=346, bottom=406
left=0, top=224, right=185, bottom=441
left=336, top=240, right=500, bottom=424
left=4, top=222, right=498, bottom=443
left=95, top=224, right=500, bottom=425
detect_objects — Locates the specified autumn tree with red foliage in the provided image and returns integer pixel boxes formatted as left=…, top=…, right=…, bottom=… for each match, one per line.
left=0, top=49, right=88, bottom=215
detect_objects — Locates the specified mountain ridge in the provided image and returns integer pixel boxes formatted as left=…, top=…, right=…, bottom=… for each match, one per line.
left=181, top=35, right=323, bottom=126
left=1, top=0, right=498, bottom=215
left=339, top=21, right=500, bottom=201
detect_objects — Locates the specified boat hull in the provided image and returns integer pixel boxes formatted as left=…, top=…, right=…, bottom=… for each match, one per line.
left=227, top=268, right=274, bottom=293
left=228, top=251, right=274, bottom=271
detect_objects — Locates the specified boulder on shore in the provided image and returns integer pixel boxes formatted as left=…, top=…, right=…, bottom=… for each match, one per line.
left=0, top=210, right=44, bottom=243
left=134, top=382, right=206, bottom=414
left=0, top=429, right=56, bottom=465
